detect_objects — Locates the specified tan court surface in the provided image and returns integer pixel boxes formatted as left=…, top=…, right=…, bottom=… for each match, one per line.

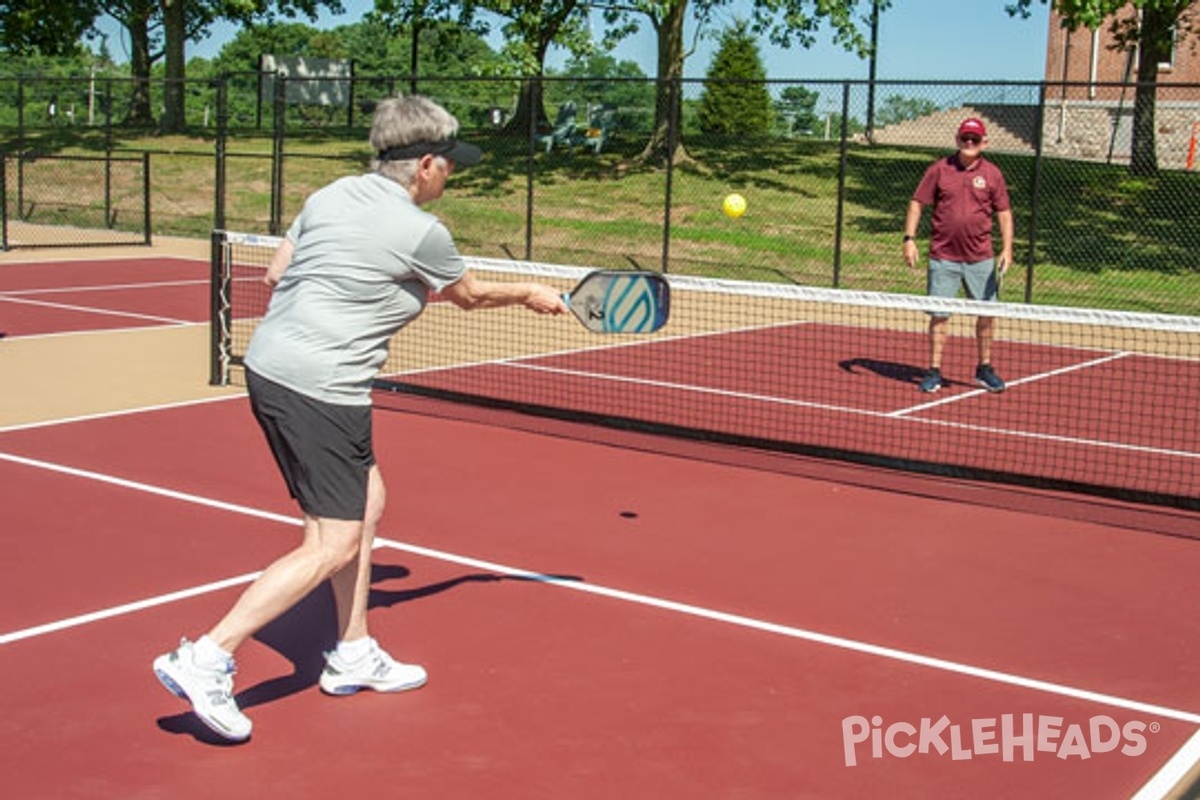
left=1, top=236, right=243, bottom=427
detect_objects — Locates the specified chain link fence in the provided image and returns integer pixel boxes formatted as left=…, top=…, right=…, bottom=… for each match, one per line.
left=1, top=73, right=1197, bottom=313
left=1, top=151, right=150, bottom=249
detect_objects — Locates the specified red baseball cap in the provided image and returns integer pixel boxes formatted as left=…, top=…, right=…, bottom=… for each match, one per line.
left=958, top=118, right=986, bottom=138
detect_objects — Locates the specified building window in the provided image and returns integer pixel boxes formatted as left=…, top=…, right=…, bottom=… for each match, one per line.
left=1157, top=25, right=1177, bottom=71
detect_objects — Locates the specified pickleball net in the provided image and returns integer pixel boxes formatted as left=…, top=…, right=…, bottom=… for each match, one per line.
left=210, top=230, right=1200, bottom=510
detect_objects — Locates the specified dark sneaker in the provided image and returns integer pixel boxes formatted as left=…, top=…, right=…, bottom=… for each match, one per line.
left=975, top=363, right=1006, bottom=393
left=919, top=367, right=944, bottom=393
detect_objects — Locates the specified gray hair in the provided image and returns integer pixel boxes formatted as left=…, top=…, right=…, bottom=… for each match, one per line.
left=369, top=95, right=460, bottom=186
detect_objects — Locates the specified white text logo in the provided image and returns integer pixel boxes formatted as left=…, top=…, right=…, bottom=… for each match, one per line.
left=841, top=714, right=1157, bottom=767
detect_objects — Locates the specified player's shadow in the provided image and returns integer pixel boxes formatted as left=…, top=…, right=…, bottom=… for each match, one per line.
left=155, top=563, right=580, bottom=743
left=838, top=357, right=948, bottom=388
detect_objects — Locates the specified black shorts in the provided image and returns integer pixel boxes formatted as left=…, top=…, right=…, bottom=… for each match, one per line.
left=246, top=368, right=375, bottom=521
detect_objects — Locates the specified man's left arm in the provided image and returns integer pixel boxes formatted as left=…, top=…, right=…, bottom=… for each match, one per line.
left=996, top=208, right=1014, bottom=274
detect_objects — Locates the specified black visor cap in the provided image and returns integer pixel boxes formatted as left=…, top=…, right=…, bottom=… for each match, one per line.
left=376, top=139, right=482, bottom=167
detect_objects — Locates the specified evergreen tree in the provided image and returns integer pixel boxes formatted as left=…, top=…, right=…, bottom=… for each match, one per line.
left=697, top=20, right=772, bottom=137
left=775, top=85, right=819, bottom=137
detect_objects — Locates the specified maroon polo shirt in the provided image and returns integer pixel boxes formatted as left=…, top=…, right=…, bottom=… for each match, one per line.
left=912, top=155, right=1010, bottom=263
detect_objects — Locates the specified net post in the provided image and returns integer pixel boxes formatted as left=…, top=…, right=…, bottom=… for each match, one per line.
left=209, top=229, right=230, bottom=386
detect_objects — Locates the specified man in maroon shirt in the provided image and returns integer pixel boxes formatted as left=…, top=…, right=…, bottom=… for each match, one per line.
left=903, top=117, right=1014, bottom=393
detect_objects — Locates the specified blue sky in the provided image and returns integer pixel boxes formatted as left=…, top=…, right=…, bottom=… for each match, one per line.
left=92, top=0, right=1052, bottom=82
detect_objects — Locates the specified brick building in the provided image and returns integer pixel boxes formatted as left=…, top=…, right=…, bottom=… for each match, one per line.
left=868, top=4, right=1199, bottom=168
left=1043, top=3, right=1200, bottom=100
left=1039, top=3, right=1199, bottom=167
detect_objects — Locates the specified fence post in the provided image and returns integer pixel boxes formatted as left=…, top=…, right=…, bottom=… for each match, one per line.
left=832, top=82, right=851, bottom=288
left=661, top=75, right=679, bottom=274
left=346, top=61, right=356, bottom=129
left=142, top=151, right=152, bottom=245
left=213, top=78, right=228, bottom=231
left=1024, top=82, right=1048, bottom=304
left=269, top=76, right=286, bottom=235
left=16, top=77, right=25, bottom=220
left=524, top=76, right=538, bottom=261
left=105, top=146, right=113, bottom=228
left=1, top=154, right=7, bottom=251
left=104, top=79, right=113, bottom=153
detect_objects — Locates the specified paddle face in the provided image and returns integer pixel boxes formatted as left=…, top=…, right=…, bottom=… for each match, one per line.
left=564, top=270, right=670, bottom=334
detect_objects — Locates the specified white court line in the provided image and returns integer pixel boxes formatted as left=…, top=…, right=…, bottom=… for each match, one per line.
left=504, top=362, right=1199, bottom=461
left=1133, top=730, right=1200, bottom=799
left=0, top=393, right=243, bottom=435
left=1, top=448, right=1199, bottom=731
left=0, top=294, right=191, bottom=325
left=1, top=278, right=209, bottom=296
left=0, top=571, right=264, bottom=645
left=892, top=351, right=1132, bottom=416
left=0, top=321, right=206, bottom=342
left=0, top=253, right=205, bottom=266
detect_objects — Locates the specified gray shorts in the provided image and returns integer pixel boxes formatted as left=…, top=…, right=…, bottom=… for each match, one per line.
left=927, top=258, right=999, bottom=318
left=246, top=368, right=375, bottom=521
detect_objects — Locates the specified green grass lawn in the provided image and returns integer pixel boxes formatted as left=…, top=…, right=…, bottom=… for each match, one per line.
left=6, top=125, right=1199, bottom=315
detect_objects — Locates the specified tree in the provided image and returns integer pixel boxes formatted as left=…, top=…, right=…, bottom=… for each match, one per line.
left=559, top=51, right=653, bottom=113
left=1007, top=0, right=1198, bottom=175
left=368, top=0, right=483, bottom=93
left=469, top=0, right=594, bottom=134
left=589, top=0, right=879, bottom=164
left=0, top=0, right=102, bottom=54
left=96, top=1, right=342, bottom=131
left=607, top=0, right=690, bottom=164
left=775, top=84, right=819, bottom=136
left=875, top=93, right=938, bottom=127
left=698, top=20, right=772, bottom=136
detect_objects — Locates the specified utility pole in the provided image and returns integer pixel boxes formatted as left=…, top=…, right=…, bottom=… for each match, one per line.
left=865, top=0, right=880, bottom=143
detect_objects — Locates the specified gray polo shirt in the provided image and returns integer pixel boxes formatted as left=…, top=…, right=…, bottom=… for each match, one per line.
left=244, top=173, right=466, bottom=405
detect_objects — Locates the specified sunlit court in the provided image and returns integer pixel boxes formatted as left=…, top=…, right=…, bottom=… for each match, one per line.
left=2, top=240, right=1199, bottom=799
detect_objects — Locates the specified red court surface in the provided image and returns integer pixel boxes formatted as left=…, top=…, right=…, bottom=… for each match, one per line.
left=0, top=257, right=208, bottom=336
left=4, top=254, right=1200, bottom=798
left=4, top=396, right=1200, bottom=799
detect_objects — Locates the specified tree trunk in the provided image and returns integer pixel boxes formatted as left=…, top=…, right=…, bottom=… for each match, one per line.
left=510, top=77, right=550, bottom=137
left=639, top=0, right=690, bottom=166
left=1127, top=2, right=1177, bottom=176
left=125, top=5, right=155, bottom=127
left=160, top=0, right=186, bottom=133
left=507, top=35, right=556, bottom=139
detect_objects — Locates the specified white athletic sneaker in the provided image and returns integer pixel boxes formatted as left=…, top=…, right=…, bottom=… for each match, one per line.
left=153, top=638, right=252, bottom=742
left=319, top=638, right=427, bottom=696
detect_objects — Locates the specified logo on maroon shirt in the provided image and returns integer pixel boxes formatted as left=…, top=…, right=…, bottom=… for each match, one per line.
left=973, top=176, right=987, bottom=190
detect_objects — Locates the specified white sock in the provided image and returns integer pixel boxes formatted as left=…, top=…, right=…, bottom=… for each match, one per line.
left=336, top=636, right=372, bottom=662
left=193, top=635, right=233, bottom=670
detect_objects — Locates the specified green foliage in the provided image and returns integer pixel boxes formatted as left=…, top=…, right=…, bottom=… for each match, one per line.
left=472, top=0, right=593, bottom=75
left=774, top=85, right=819, bottom=136
left=875, top=94, right=939, bottom=127
left=697, top=20, right=772, bottom=137
left=554, top=52, right=653, bottom=121
left=0, top=0, right=102, bottom=56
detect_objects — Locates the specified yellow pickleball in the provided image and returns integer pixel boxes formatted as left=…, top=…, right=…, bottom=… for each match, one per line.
left=722, top=193, right=747, bottom=218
